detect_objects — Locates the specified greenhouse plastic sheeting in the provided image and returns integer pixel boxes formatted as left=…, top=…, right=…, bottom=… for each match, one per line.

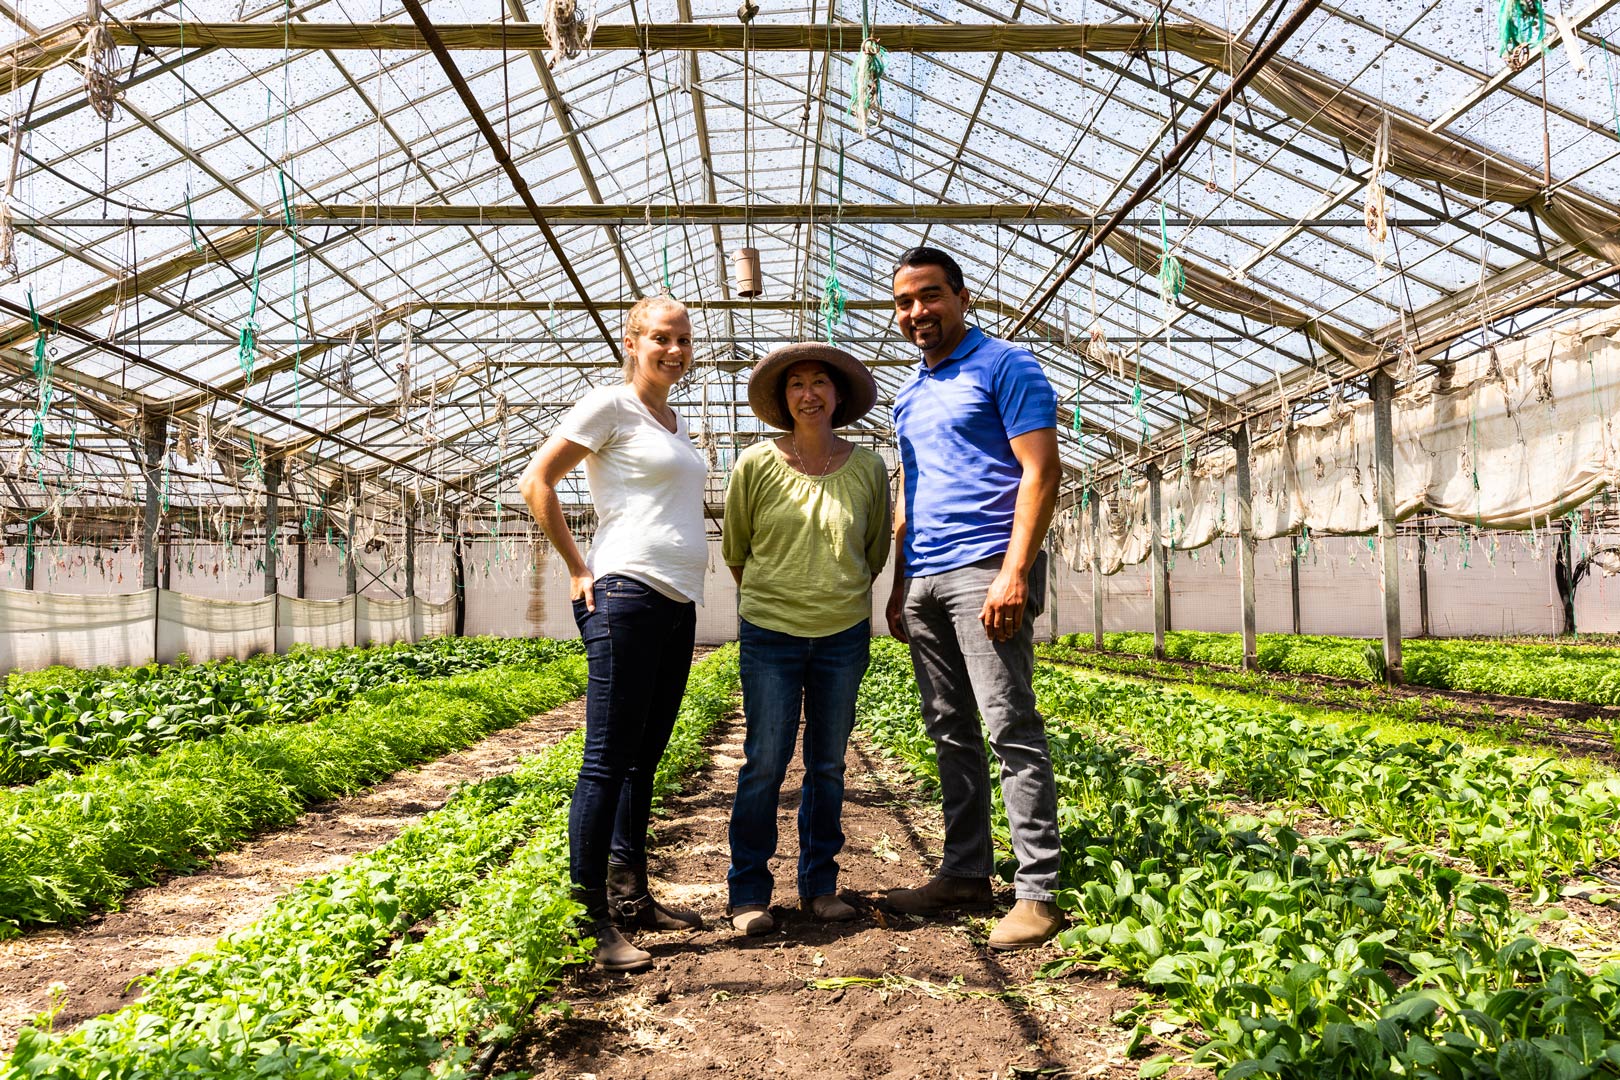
left=276, top=595, right=356, bottom=651
left=0, top=588, right=157, bottom=671
left=414, top=597, right=455, bottom=640
left=156, top=591, right=275, bottom=664
left=1061, top=309, right=1620, bottom=575
left=360, top=597, right=412, bottom=647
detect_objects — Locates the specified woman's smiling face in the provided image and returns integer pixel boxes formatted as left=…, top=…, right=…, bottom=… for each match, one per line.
left=626, top=307, right=694, bottom=390
left=783, top=360, right=841, bottom=431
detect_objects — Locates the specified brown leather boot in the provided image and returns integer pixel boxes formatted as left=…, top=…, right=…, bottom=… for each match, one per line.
left=607, top=860, right=704, bottom=931
left=986, top=899, right=1063, bottom=951
left=571, top=886, right=654, bottom=972
left=884, top=874, right=994, bottom=916
left=593, top=924, right=654, bottom=972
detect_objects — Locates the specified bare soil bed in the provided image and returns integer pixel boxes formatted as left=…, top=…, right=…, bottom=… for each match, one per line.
left=508, top=714, right=1142, bottom=1080
left=0, top=696, right=587, bottom=1051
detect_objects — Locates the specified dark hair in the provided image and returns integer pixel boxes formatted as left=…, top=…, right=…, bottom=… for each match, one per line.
left=893, top=247, right=966, bottom=292
left=777, top=360, right=850, bottom=428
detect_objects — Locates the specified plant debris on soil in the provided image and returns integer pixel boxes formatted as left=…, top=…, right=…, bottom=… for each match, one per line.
left=506, top=713, right=1146, bottom=1080
left=0, top=697, right=587, bottom=1051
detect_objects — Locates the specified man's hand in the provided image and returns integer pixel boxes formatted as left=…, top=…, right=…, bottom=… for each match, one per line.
left=886, top=584, right=910, bottom=643
left=570, top=570, right=597, bottom=613
left=979, top=565, right=1027, bottom=641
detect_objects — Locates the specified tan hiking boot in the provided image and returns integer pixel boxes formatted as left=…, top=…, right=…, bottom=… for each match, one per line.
left=986, top=899, right=1063, bottom=951
left=802, top=894, right=858, bottom=922
left=593, top=924, right=654, bottom=972
left=730, top=904, right=775, bottom=936
left=884, top=875, right=994, bottom=916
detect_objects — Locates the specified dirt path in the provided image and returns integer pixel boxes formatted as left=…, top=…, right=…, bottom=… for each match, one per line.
left=508, top=713, right=1139, bottom=1080
left=0, top=697, right=587, bottom=1050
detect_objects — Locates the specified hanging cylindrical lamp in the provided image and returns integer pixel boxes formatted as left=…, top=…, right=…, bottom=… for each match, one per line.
left=733, top=246, right=763, bottom=298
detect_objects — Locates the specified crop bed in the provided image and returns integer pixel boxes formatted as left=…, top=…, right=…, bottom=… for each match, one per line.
left=1083, top=630, right=1620, bottom=709
left=0, top=636, right=581, bottom=784
left=857, top=640, right=1620, bottom=1078
left=1041, top=643, right=1620, bottom=759
left=0, top=646, right=741, bottom=1080
left=0, top=647, right=588, bottom=937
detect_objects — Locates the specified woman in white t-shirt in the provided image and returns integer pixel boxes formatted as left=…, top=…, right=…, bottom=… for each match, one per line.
left=519, top=296, right=707, bottom=974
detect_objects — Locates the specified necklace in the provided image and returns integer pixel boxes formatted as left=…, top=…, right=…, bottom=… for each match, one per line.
left=790, top=433, right=834, bottom=477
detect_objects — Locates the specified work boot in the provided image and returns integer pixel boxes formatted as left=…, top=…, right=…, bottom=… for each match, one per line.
left=572, top=886, right=654, bottom=972
left=801, top=894, right=858, bottom=922
left=606, top=860, right=704, bottom=932
left=729, top=904, right=775, bottom=936
left=884, top=874, right=994, bottom=916
left=986, top=899, right=1063, bottom=951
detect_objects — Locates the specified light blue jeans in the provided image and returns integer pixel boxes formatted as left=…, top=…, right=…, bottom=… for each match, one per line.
left=900, top=552, right=1060, bottom=902
left=727, top=617, right=871, bottom=908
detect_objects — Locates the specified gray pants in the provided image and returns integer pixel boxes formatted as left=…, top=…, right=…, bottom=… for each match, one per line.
left=900, top=551, right=1060, bottom=902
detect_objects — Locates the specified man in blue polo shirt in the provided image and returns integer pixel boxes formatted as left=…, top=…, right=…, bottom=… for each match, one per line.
left=883, top=247, right=1063, bottom=951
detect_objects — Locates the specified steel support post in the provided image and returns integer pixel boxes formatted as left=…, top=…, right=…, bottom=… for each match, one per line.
left=1148, top=462, right=1167, bottom=661
left=1089, top=492, right=1104, bottom=648
left=263, top=459, right=281, bottom=597
left=1233, top=424, right=1258, bottom=670
left=1372, top=370, right=1404, bottom=683
left=141, top=413, right=166, bottom=590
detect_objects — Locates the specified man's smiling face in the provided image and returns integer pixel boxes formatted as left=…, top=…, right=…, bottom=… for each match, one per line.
left=893, top=264, right=971, bottom=365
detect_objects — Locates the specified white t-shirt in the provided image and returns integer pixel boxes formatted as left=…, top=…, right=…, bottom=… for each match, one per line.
left=554, top=384, right=707, bottom=604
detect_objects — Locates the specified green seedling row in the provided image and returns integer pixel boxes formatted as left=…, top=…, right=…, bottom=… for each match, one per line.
left=1034, top=664, right=1620, bottom=902
left=1070, top=631, right=1620, bottom=709
left=0, top=636, right=583, bottom=785
left=0, top=654, right=589, bottom=937
left=858, top=639, right=1620, bottom=1079
left=1, top=646, right=740, bottom=1080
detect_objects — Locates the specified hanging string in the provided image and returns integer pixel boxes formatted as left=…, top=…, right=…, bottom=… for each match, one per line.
left=850, top=0, right=887, bottom=137
left=1155, top=201, right=1185, bottom=305
left=26, top=290, right=51, bottom=474
left=1364, top=112, right=1391, bottom=275
left=820, top=134, right=848, bottom=342
left=1, top=118, right=21, bottom=279
left=1603, top=36, right=1620, bottom=139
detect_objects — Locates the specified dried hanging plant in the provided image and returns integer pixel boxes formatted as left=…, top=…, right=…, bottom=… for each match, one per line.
left=542, top=0, right=597, bottom=66
left=81, top=22, right=123, bottom=121
left=1364, top=114, right=1391, bottom=275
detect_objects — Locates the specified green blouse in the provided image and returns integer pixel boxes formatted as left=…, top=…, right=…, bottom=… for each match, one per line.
left=721, top=440, right=892, bottom=638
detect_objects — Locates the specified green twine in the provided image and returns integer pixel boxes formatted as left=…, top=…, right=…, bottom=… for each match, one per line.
left=821, top=245, right=847, bottom=343
left=238, top=219, right=265, bottom=385
left=1156, top=202, right=1185, bottom=304
left=820, top=133, right=848, bottom=342
left=1131, top=377, right=1149, bottom=445
left=661, top=206, right=673, bottom=294
left=1496, top=0, right=1545, bottom=58
left=184, top=185, right=202, bottom=254
left=278, top=168, right=303, bottom=416
left=26, top=290, right=52, bottom=473
left=1604, top=38, right=1620, bottom=139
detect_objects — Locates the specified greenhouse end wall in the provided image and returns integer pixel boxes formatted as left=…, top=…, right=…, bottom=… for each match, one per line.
left=0, top=531, right=1611, bottom=671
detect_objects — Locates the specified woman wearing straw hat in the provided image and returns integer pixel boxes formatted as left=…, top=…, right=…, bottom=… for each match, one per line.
left=722, top=343, right=890, bottom=936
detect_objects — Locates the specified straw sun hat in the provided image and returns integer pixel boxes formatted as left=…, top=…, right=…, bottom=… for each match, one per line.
left=745, top=343, right=878, bottom=431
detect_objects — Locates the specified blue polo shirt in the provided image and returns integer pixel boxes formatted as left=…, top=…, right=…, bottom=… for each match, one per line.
left=893, top=326, right=1057, bottom=577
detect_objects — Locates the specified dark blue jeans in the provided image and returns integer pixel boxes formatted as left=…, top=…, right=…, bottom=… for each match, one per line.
left=569, top=575, right=697, bottom=896
left=727, top=617, right=871, bottom=907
